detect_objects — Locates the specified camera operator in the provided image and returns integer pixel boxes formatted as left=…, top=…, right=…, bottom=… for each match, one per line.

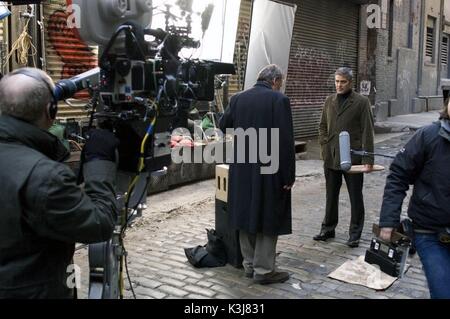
left=378, top=99, right=450, bottom=299
left=0, top=68, right=119, bottom=299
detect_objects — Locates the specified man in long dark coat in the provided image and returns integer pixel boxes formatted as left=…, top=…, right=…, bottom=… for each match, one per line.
left=313, top=67, right=374, bottom=247
left=219, top=64, right=296, bottom=285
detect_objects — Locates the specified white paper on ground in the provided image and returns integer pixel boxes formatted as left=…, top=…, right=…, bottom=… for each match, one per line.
left=328, top=255, right=401, bottom=291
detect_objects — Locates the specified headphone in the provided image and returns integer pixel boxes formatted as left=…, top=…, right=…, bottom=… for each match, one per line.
left=11, top=69, right=58, bottom=119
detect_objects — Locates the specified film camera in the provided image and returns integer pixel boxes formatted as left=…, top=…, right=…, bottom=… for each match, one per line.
left=365, top=223, right=411, bottom=277
left=55, top=0, right=235, bottom=173
left=51, top=0, right=234, bottom=299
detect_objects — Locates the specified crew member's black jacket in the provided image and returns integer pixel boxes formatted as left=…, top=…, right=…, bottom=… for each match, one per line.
left=0, top=115, right=118, bottom=298
left=379, top=120, right=450, bottom=231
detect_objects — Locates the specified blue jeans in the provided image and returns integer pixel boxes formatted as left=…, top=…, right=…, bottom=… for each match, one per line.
left=414, top=233, right=450, bottom=299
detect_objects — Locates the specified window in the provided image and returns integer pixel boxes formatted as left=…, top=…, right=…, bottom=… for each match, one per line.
left=426, top=16, right=436, bottom=63
left=441, top=35, right=449, bottom=66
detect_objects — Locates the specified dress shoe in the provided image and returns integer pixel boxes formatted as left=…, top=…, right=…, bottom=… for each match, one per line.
left=346, top=239, right=360, bottom=248
left=313, top=230, right=335, bottom=241
left=254, top=271, right=290, bottom=285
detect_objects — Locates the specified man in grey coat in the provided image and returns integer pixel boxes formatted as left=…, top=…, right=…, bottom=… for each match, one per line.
left=313, top=67, right=374, bottom=248
left=219, top=64, right=296, bottom=285
left=0, top=68, right=119, bottom=298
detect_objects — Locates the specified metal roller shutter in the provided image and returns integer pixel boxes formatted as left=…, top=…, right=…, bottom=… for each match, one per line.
left=285, top=0, right=359, bottom=139
left=43, top=0, right=98, bottom=119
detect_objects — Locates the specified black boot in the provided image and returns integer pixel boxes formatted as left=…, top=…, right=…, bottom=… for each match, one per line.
left=313, top=230, right=335, bottom=241
left=346, top=234, right=360, bottom=248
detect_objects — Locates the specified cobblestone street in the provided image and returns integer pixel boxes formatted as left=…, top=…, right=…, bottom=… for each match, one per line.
left=75, top=132, right=430, bottom=299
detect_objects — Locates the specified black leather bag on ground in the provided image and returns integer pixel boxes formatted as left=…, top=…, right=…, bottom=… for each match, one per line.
left=184, top=229, right=227, bottom=268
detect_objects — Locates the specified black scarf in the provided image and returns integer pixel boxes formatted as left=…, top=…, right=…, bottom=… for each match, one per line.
left=337, top=90, right=352, bottom=107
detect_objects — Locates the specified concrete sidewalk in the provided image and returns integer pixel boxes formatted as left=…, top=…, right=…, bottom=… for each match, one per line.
left=375, top=110, right=440, bottom=133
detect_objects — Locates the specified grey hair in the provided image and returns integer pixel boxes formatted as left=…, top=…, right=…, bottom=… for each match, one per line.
left=335, top=67, right=353, bottom=82
left=0, top=68, right=53, bottom=124
left=257, top=64, right=283, bottom=83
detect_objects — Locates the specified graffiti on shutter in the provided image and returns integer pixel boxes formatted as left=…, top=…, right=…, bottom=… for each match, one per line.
left=285, top=0, right=359, bottom=139
left=44, top=0, right=98, bottom=118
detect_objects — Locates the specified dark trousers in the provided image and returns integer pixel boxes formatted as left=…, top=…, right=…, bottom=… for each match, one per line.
left=321, top=168, right=365, bottom=239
